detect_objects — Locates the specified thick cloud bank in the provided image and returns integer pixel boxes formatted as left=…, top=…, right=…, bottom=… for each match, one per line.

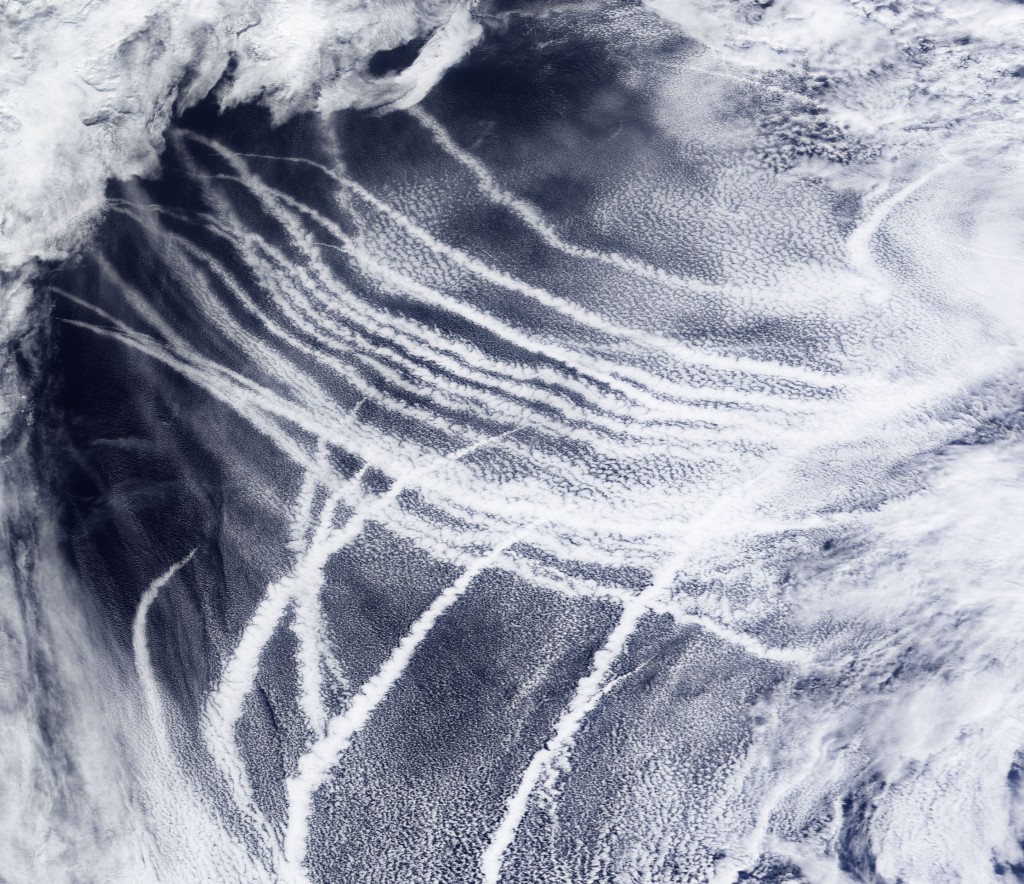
left=649, top=0, right=1024, bottom=172
left=0, top=0, right=480, bottom=272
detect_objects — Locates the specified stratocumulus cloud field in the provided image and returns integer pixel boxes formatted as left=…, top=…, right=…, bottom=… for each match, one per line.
left=3, top=0, right=1024, bottom=882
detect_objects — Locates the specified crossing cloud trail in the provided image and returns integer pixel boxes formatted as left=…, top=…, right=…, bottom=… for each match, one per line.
left=4, top=0, right=1024, bottom=881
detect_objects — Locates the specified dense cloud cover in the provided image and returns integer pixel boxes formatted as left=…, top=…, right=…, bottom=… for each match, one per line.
left=0, top=0, right=481, bottom=271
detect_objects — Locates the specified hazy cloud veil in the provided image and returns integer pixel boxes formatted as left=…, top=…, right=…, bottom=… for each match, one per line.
left=2, top=0, right=1024, bottom=881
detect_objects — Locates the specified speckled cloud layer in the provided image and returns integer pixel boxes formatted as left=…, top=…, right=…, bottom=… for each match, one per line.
left=5, top=0, right=1024, bottom=882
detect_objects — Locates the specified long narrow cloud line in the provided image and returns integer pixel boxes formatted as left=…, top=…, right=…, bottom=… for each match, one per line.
left=652, top=605, right=810, bottom=666
left=479, top=592, right=651, bottom=884
left=289, top=443, right=354, bottom=740
left=200, top=459, right=370, bottom=828
left=323, top=228, right=795, bottom=430
left=159, top=196, right=604, bottom=460
left=72, top=105, right=999, bottom=884
left=184, top=158, right=786, bottom=481
left=406, top=102, right=846, bottom=388
left=16, top=0, right=1024, bottom=876
left=477, top=534, right=725, bottom=884
left=108, top=198, right=391, bottom=445
left=54, top=289, right=305, bottom=431
left=481, top=576, right=771, bottom=884
left=190, top=172, right=774, bottom=446
left=98, top=241, right=374, bottom=455
left=846, top=165, right=950, bottom=294
left=107, top=199, right=731, bottom=552
left=67, top=304, right=563, bottom=585
left=187, top=136, right=718, bottom=419
left=287, top=440, right=331, bottom=556
left=290, top=568, right=339, bottom=740
left=203, top=425, right=521, bottom=866
left=283, top=536, right=523, bottom=873
left=474, top=350, right=985, bottom=881
left=146, top=202, right=487, bottom=450
left=59, top=308, right=726, bottom=584
left=174, top=140, right=577, bottom=477
left=130, top=547, right=280, bottom=882
left=55, top=313, right=329, bottom=475
left=62, top=276, right=490, bottom=512
left=314, top=424, right=523, bottom=558
left=132, top=548, right=199, bottom=758
left=0, top=1, right=489, bottom=877
left=338, top=200, right=811, bottom=418
left=196, top=203, right=523, bottom=434
left=62, top=252, right=340, bottom=435
left=326, top=169, right=841, bottom=399
left=172, top=139, right=631, bottom=448
left=197, top=421, right=524, bottom=883
left=405, top=105, right=724, bottom=293
left=180, top=190, right=729, bottom=455
left=199, top=586, right=303, bottom=881
left=63, top=289, right=941, bottom=592
left=213, top=140, right=832, bottom=404
left=242, top=142, right=838, bottom=393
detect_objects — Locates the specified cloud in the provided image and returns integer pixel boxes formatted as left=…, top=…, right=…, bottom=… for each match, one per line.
left=646, top=0, right=1024, bottom=178
left=0, top=0, right=481, bottom=275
